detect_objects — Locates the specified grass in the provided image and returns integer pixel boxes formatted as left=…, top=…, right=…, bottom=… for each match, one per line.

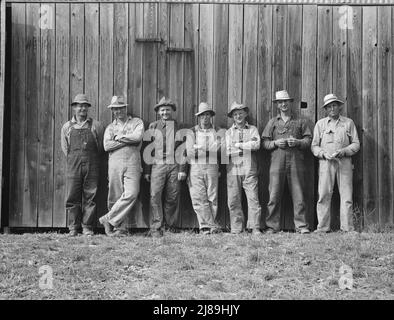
left=0, top=230, right=393, bottom=300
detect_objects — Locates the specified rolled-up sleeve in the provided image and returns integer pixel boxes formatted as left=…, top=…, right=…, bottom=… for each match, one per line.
left=311, top=122, right=324, bottom=158
left=343, top=120, right=360, bottom=156
left=104, top=124, right=126, bottom=152
left=118, top=118, right=144, bottom=144
left=61, top=123, right=69, bottom=156
left=241, top=126, right=261, bottom=150
left=261, top=119, right=276, bottom=150
left=299, top=120, right=312, bottom=150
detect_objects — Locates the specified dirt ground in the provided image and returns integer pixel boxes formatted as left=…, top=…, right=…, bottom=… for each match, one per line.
left=0, top=230, right=393, bottom=300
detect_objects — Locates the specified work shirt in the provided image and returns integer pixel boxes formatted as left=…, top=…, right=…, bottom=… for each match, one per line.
left=104, top=116, right=144, bottom=170
left=262, top=114, right=311, bottom=150
left=143, top=120, right=184, bottom=174
left=311, top=115, right=360, bottom=158
left=262, top=115, right=312, bottom=171
left=186, top=125, right=221, bottom=165
left=61, top=116, right=104, bottom=156
left=225, top=122, right=260, bottom=172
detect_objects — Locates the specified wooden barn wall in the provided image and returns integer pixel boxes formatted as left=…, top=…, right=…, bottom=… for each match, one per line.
left=6, top=3, right=394, bottom=229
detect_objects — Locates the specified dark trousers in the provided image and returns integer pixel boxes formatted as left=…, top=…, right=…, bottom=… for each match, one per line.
left=266, top=150, right=308, bottom=231
left=66, top=156, right=99, bottom=231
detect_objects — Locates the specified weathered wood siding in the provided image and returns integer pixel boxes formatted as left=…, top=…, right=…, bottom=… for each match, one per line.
left=5, top=2, right=394, bottom=229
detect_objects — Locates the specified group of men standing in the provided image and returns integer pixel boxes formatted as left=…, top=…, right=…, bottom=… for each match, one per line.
left=61, top=89, right=360, bottom=237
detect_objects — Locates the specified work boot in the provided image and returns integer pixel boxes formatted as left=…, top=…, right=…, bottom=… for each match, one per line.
left=299, top=228, right=310, bottom=234
left=111, top=229, right=128, bottom=237
left=99, top=216, right=114, bottom=236
left=82, top=228, right=94, bottom=236
left=68, top=229, right=78, bottom=237
left=252, top=229, right=263, bottom=236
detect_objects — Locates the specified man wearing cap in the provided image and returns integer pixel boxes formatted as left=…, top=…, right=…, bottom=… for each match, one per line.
left=225, top=102, right=262, bottom=235
left=99, top=96, right=144, bottom=237
left=262, top=90, right=311, bottom=234
left=311, top=94, right=360, bottom=233
left=143, top=97, right=187, bottom=237
left=185, top=102, right=222, bottom=235
left=61, top=94, right=105, bottom=236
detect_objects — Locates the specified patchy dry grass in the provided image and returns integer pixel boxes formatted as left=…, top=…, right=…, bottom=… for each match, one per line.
left=0, top=230, right=393, bottom=300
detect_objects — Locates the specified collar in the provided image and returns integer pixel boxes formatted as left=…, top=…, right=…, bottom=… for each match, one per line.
left=196, top=124, right=213, bottom=131
left=232, top=121, right=250, bottom=130
left=276, top=113, right=294, bottom=121
left=71, top=116, right=92, bottom=124
left=113, top=115, right=132, bottom=125
left=326, top=115, right=343, bottom=124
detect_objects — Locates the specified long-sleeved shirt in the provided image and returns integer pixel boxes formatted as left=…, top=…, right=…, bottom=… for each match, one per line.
left=103, top=116, right=144, bottom=152
left=185, top=125, right=222, bottom=162
left=61, top=116, right=105, bottom=156
left=225, top=122, right=260, bottom=172
left=143, top=119, right=184, bottom=174
left=261, top=114, right=312, bottom=150
left=311, top=115, right=360, bottom=159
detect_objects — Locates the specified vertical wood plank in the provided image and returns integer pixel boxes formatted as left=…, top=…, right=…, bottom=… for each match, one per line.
left=70, top=3, right=84, bottom=104
left=98, top=3, right=113, bottom=127
left=114, top=3, right=128, bottom=99
left=272, top=4, right=287, bottom=101
left=287, top=5, right=302, bottom=117
left=168, top=3, right=184, bottom=124
left=362, top=6, right=378, bottom=226
left=0, top=0, right=5, bottom=226
left=302, top=4, right=318, bottom=230
left=157, top=2, right=169, bottom=110
left=181, top=3, right=200, bottom=229
left=213, top=4, right=228, bottom=128
left=228, top=5, right=243, bottom=112
left=38, top=3, right=55, bottom=227
left=9, top=3, right=26, bottom=226
left=199, top=4, right=214, bottom=110
left=317, top=6, right=333, bottom=120
left=142, top=3, right=158, bottom=124
left=128, top=3, right=143, bottom=119
left=377, top=6, right=392, bottom=227
left=85, top=3, right=99, bottom=119
left=212, top=4, right=229, bottom=229
left=183, top=3, right=199, bottom=128
left=347, top=6, right=363, bottom=228
left=257, top=4, right=273, bottom=231
left=333, top=6, right=348, bottom=115
left=53, top=3, right=69, bottom=227
left=24, top=3, right=40, bottom=227
left=242, top=5, right=258, bottom=126
left=392, top=6, right=394, bottom=225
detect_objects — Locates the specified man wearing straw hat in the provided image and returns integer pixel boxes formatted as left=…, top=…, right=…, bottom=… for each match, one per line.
left=99, top=96, right=144, bottom=237
left=143, top=97, right=187, bottom=238
left=185, top=102, right=222, bottom=235
left=311, top=93, right=360, bottom=233
left=262, top=90, right=311, bottom=234
left=226, top=101, right=262, bottom=236
left=61, top=93, right=105, bottom=236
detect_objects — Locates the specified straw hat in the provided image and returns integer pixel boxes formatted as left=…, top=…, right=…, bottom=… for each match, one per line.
left=107, top=96, right=128, bottom=109
left=272, top=90, right=294, bottom=102
left=227, top=101, right=248, bottom=117
left=71, top=93, right=91, bottom=107
left=195, top=102, right=215, bottom=117
left=322, top=93, right=344, bottom=108
left=154, top=97, right=176, bottom=112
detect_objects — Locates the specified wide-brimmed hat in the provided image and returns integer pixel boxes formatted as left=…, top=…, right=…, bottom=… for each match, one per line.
left=195, top=102, right=215, bottom=117
left=154, top=97, right=176, bottom=112
left=107, top=96, right=128, bottom=109
left=272, top=90, right=294, bottom=102
left=71, top=93, right=91, bottom=107
left=227, top=101, right=249, bottom=117
left=322, top=93, right=344, bottom=108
